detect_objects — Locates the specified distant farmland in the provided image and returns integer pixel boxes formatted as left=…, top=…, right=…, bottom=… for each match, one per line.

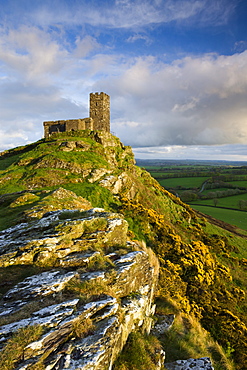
left=139, top=159, right=247, bottom=232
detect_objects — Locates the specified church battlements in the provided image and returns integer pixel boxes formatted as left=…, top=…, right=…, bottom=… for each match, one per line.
left=43, top=92, right=110, bottom=138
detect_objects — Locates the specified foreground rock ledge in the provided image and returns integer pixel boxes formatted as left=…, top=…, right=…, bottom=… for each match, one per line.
left=0, top=207, right=159, bottom=370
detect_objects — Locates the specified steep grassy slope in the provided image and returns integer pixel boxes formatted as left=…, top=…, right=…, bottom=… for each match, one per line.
left=0, top=131, right=247, bottom=369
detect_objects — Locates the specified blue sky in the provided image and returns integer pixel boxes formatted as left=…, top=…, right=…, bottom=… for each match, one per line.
left=0, top=0, right=247, bottom=161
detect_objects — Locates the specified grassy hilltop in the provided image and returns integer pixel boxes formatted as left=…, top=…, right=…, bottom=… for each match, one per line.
left=0, top=131, right=247, bottom=370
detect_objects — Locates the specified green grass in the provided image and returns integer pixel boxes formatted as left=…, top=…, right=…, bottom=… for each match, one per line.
left=51, top=150, right=109, bottom=168
left=227, top=180, right=247, bottom=188
left=0, top=183, right=119, bottom=231
left=154, top=297, right=234, bottom=370
left=191, top=193, right=247, bottom=209
left=63, top=183, right=120, bottom=210
left=113, top=331, right=163, bottom=370
left=191, top=205, right=247, bottom=231
left=0, top=191, right=44, bottom=231
left=201, top=187, right=230, bottom=195
left=0, top=131, right=125, bottom=196
left=141, top=166, right=162, bottom=170
left=0, top=154, right=22, bottom=171
left=157, top=177, right=209, bottom=189
left=16, top=138, right=109, bottom=169
left=0, top=325, right=43, bottom=370
left=203, top=222, right=247, bottom=258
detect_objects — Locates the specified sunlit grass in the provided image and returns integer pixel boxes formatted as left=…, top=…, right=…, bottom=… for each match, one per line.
left=155, top=297, right=235, bottom=370
left=158, top=177, right=208, bottom=189
left=191, top=205, right=247, bottom=231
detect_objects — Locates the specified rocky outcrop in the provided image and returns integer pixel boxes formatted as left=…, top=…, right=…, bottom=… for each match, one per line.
left=0, top=207, right=128, bottom=267
left=152, top=314, right=175, bottom=335
left=59, top=141, right=91, bottom=152
left=0, top=131, right=137, bottom=192
left=0, top=198, right=159, bottom=370
left=99, top=172, right=134, bottom=196
left=0, top=131, right=236, bottom=369
left=164, top=357, right=214, bottom=370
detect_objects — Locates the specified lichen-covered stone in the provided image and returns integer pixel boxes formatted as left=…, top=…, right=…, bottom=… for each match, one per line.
left=0, top=207, right=128, bottom=267
left=88, top=168, right=112, bottom=183
left=0, top=299, right=80, bottom=343
left=0, top=204, right=159, bottom=370
left=99, top=172, right=131, bottom=195
left=152, top=314, right=175, bottom=335
left=164, top=357, right=214, bottom=370
left=3, top=270, right=78, bottom=301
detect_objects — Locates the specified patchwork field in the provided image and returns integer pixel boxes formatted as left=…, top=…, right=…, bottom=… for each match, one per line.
left=138, top=159, right=247, bottom=232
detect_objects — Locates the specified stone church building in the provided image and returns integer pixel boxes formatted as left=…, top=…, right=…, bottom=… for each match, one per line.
left=43, top=92, right=110, bottom=138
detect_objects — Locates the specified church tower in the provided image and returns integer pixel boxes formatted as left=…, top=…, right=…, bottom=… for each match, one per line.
left=90, top=92, right=110, bottom=132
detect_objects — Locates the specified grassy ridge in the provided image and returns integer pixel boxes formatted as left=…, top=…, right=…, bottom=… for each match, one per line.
left=1, top=136, right=247, bottom=369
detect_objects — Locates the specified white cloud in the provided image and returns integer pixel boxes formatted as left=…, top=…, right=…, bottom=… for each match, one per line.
left=106, top=51, right=247, bottom=147
left=0, top=0, right=237, bottom=30
left=0, top=129, right=29, bottom=151
left=172, top=97, right=199, bottom=113
left=74, top=36, right=100, bottom=58
left=133, top=144, right=247, bottom=161
left=0, top=26, right=66, bottom=81
left=126, top=34, right=151, bottom=45
left=2, top=40, right=247, bottom=152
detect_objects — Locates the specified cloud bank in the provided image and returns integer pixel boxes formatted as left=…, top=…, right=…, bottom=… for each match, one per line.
left=133, top=144, right=247, bottom=161
left=0, top=0, right=246, bottom=161
left=109, top=52, right=247, bottom=148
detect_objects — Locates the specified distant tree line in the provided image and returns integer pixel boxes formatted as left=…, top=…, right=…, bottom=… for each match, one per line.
left=179, top=188, right=247, bottom=203
left=205, top=176, right=247, bottom=190
left=148, top=169, right=247, bottom=181
left=202, top=188, right=246, bottom=198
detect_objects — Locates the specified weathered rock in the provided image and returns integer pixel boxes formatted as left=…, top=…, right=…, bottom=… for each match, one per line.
left=0, top=178, right=159, bottom=368
left=59, top=141, right=91, bottom=152
left=26, top=292, right=155, bottom=370
left=59, top=250, right=101, bottom=267
left=3, top=270, right=78, bottom=301
left=93, top=131, right=121, bottom=148
left=88, top=168, right=112, bottom=183
left=114, top=251, right=155, bottom=297
left=153, top=314, right=175, bottom=335
left=155, top=349, right=166, bottom=370
left=0, top=299, right=80, bottom=343
left=0, top=207, right=128, bottom=267
left=99, top=171, right=137, bottom=197
left=0, top=209, right=159, bottom=370
left=164, top=357, right=214, bottom=370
